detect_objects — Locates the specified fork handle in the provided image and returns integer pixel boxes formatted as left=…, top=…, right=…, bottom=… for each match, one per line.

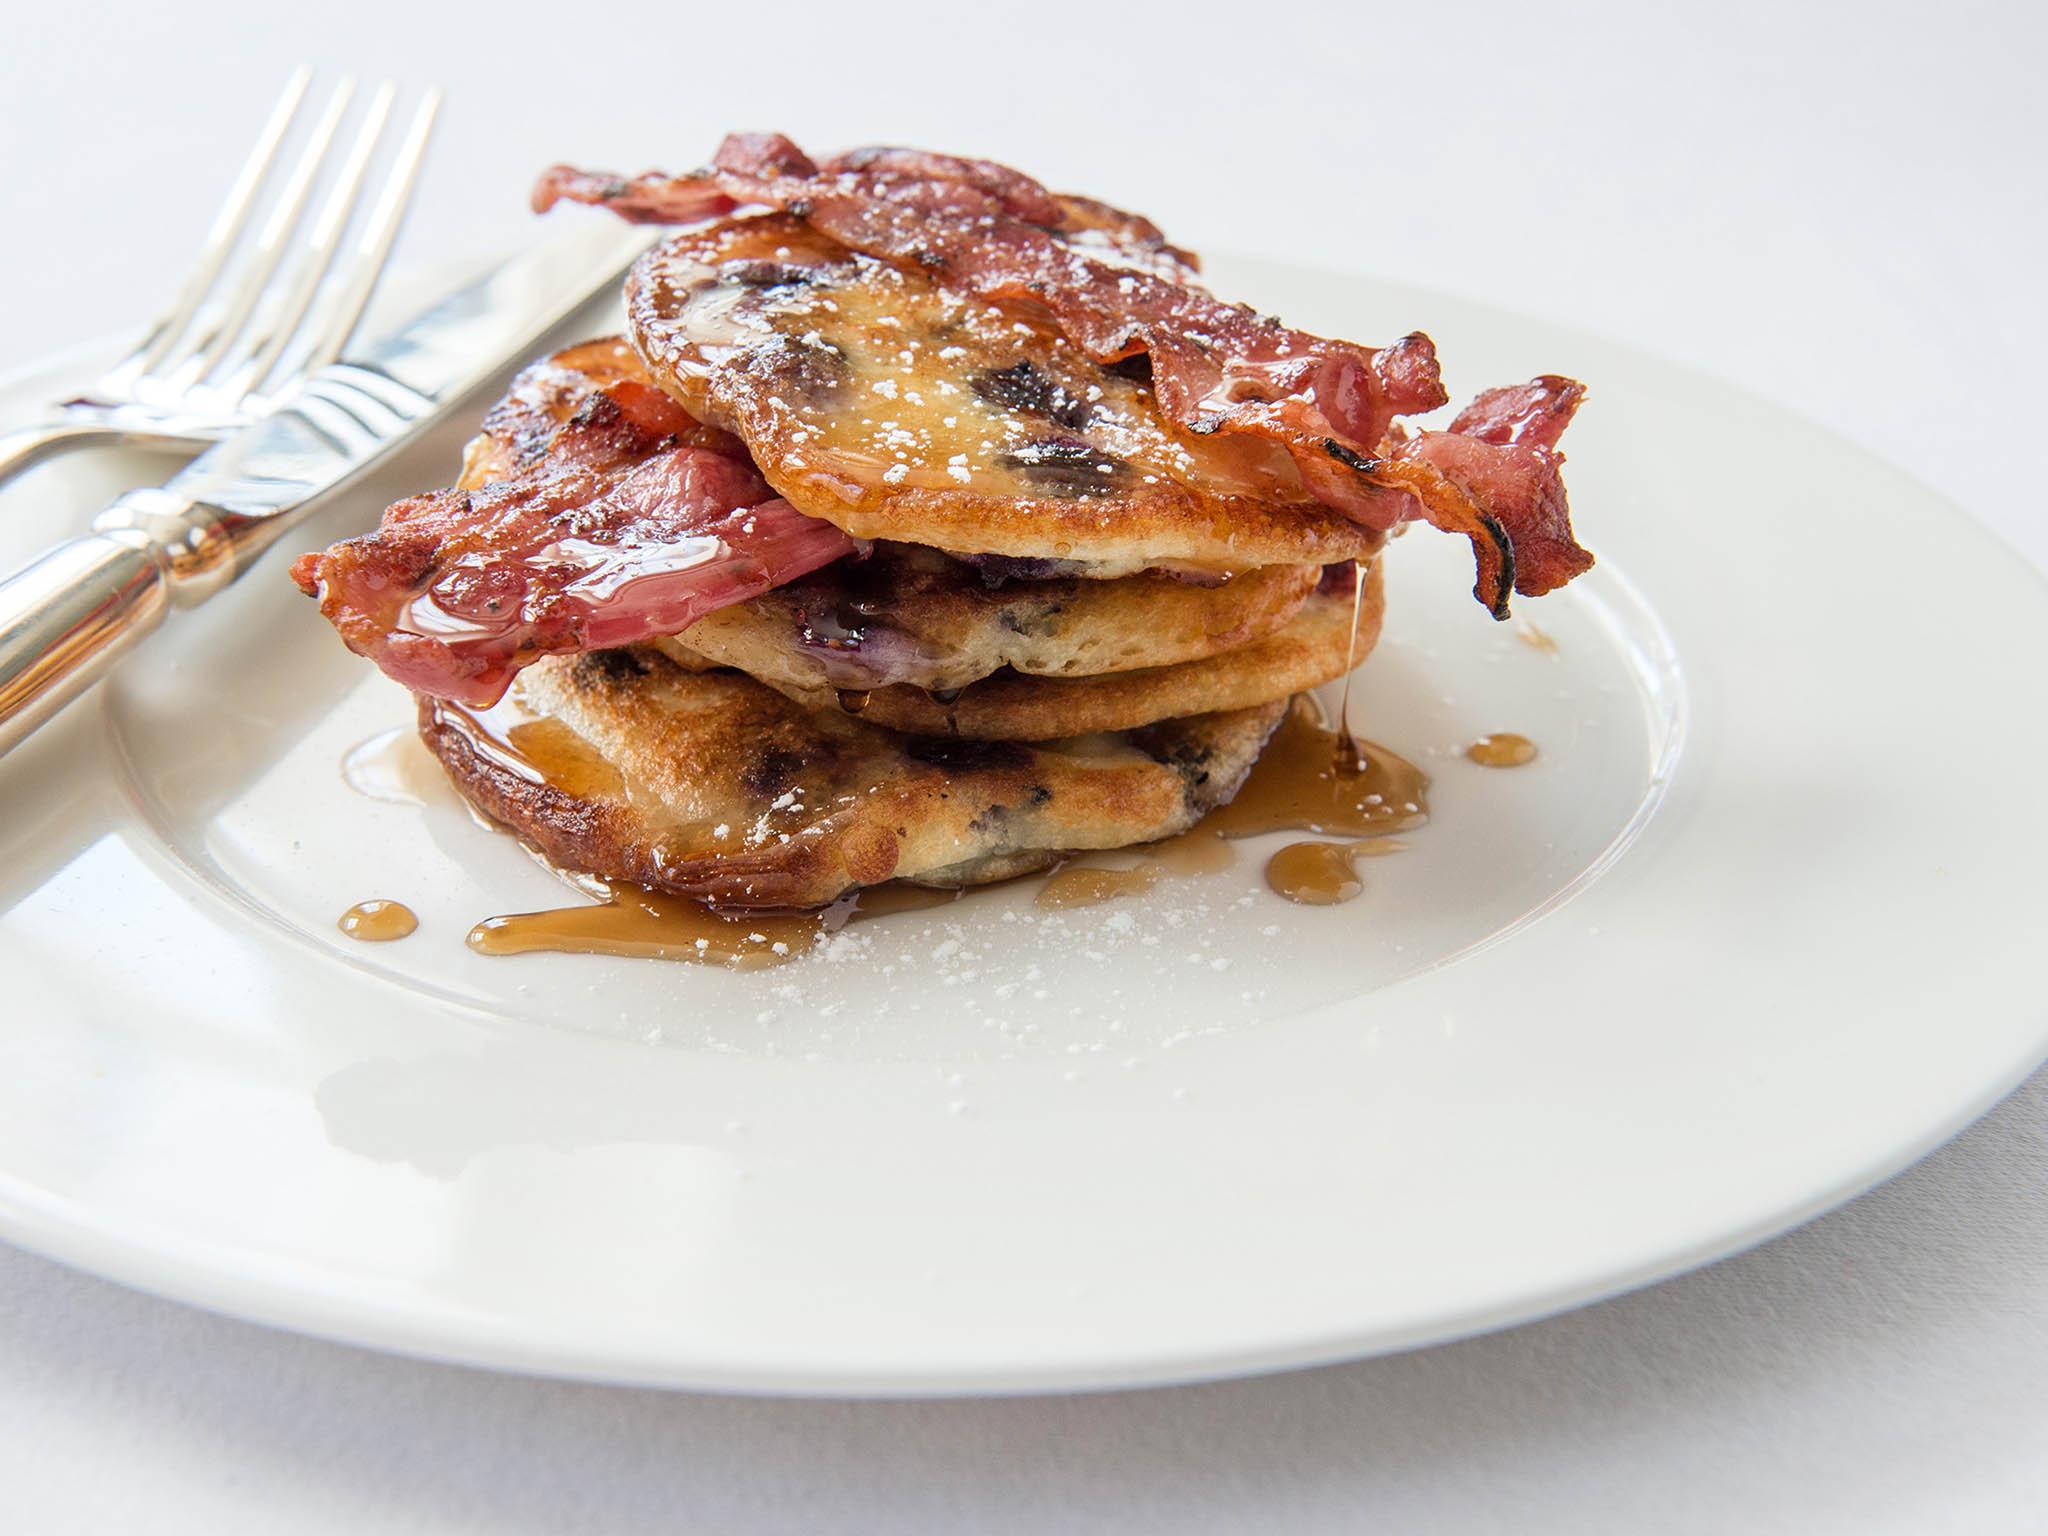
left=0, top=421, right=113, bottom=487
left=0, top=421, right=219, bottom=494
left=0, top=531, right=170, bottom=755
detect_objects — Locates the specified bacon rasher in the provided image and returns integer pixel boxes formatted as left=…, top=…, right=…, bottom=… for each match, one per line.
left=291, top=361, right=857, bottom=706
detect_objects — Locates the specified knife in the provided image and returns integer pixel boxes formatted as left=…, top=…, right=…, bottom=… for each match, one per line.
left=0, top=221, right=650, bottom=757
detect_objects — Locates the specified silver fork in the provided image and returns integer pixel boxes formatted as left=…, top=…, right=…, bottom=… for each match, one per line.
left=0, top=68, right=440, bottom=488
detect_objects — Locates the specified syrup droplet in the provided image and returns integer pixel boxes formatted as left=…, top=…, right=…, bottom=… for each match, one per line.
left=1516, top=621, right=1559, bottom=655
left=1265, top=842, right=1360, bottom=905
left=338, top=899, right=418, bottom=941
left=836, top=688, right=873, bottom=715
left=1466, top=732, right=1539, bottom=768
left=1263, top=837, right=1406, bottom=906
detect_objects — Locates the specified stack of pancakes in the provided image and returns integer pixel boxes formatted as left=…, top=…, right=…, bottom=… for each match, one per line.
left=405, top=204, right=1391, bottom=909
left=423, top=321, right=1392, bottom=901
left=303, top=169, right=1581, bottom=921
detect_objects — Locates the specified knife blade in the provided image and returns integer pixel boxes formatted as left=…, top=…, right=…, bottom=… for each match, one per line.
left=0, top=221, right=650, bottom=756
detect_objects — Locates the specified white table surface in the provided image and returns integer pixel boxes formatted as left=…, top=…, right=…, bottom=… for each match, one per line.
left=3, top=2, right=2043, bottom=1529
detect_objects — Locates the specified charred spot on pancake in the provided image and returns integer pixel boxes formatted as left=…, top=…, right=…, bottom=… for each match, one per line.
left=995, top=600, right=1064, bottom=638
left=741, top=745, right=806, bottom=800
left=969, top=360, right=1092, bottom=430
left=574, top=648, right=654, bottom=685
left=904, top=737, right=1032, bottom=772
left=719, top=258, right=816, bottom=290
left=738, top=332, right=848, bottom=407
left=995, top=437, right=1132, bottom=499
left=1127, top=726, right=1219, bottom=806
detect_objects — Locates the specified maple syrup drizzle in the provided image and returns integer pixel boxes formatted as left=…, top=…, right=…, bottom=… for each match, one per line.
left=338, top=899, right=418, bottom=941
left=426, top=693, right=627, bottom=800
left=836, top=688, right=873, bottom=715
left=470, top=886, right=834, bottom=968
left=1466, top=732, right=1539, bottom=768
left=468, top=878, right=967, bottom=968
left=1202, top=695, right=1429, bottom=840
left=1033, top=700, right=1428, bottom=913
left=1516, top=621, right=1559, bottom=655
left=1263, top=837, right=1405, bottom=906
left=1336, top=559, right=1367, bottom=764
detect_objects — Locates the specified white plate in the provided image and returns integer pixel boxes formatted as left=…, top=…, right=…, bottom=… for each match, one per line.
left=0, top=255, right=2042, bottom=1396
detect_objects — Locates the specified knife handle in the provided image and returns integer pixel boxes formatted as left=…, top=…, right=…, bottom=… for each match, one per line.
left=0, top=488, right=244, bottom=757
left=0, top=531, right=169, bottom=755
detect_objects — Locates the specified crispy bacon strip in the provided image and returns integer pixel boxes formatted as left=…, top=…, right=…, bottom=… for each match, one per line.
left=1390, top=376, right=1591, bottom=613
left=532, top=135, right=1594, bottom=615
left=291, top=379, right=857, bottom=707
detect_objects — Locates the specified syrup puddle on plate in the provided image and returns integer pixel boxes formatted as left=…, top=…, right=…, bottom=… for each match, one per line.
left=338, top=899, right=418, bottom=941
left=1263, top=837, right=1406, bottom=906
left=1466, top=732, right=1539, bottom=768
left=469, top=879, right=962, bottom=969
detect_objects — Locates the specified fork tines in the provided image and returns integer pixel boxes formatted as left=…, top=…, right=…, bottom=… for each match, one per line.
left=111, top=68, right=441, bottom=414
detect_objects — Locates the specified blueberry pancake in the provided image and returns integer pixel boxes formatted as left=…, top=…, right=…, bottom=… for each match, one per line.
left=422, top=647, right=1286, bottom=909
left=627, top=214, right=1388, bottom=575
left=656, top=562, right=1382, bottom=741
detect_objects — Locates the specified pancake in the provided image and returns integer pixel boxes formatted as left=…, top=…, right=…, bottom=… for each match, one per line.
left=627, top=213, right=1388, bottom=574
left=659, top=561, right=1383, bottom=741
left=421, top=648, right=1287, bottom=909
left=673, top=543, right=1321, bottom=694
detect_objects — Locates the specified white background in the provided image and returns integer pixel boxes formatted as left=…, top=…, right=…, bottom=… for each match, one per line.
left=3, top=2, right=2044, bottom=1529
